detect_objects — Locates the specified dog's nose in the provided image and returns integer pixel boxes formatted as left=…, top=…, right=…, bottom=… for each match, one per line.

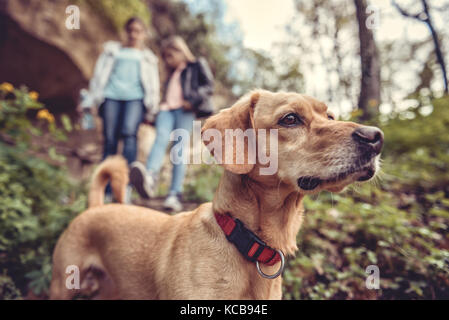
left=352, top=126, right=384, bottom=155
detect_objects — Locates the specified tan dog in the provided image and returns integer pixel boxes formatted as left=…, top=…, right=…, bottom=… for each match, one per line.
left=50, top=90, right=383, bottom=299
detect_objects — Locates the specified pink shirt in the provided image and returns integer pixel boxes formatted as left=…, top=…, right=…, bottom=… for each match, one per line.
left=160, top=64, right=186, bottom=111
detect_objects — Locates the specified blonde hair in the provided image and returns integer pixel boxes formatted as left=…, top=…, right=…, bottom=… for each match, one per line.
left=161, top=36, right=196, bottom=63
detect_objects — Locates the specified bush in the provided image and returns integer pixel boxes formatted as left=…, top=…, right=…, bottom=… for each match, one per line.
left=0, top=272, right=22, bottom=300
left=0, top=143, right=87, bottom=298
left=0, top=84, right=85, bottom=298
left=0, top=83, right=71, bottom=160
left=283, top=186, right=449, bottom=299
left=0, top=83, right=44, bottom=146
left=381, top=96, right=449, bottom=191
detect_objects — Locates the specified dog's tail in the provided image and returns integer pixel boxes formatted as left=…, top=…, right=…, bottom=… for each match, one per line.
left=88, top=156, right=129, bottom=208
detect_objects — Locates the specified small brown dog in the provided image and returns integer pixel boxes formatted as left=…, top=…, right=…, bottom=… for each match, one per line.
left=50, top=90, right=383, bottom=299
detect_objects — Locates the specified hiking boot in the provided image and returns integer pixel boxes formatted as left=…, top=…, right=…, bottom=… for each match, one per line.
left=163, top=193, right=183, bottom=212
left=129, top=162, right=156, bottom=199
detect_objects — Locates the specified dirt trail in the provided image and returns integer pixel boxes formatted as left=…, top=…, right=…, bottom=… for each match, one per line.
left=132, top=196, right=202, bottom=214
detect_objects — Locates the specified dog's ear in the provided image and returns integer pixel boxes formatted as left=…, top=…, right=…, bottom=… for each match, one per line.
left=201, top=91, right=260, bottom=174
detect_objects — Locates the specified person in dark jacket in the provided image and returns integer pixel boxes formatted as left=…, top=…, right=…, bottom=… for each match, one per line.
left=130, top=36, right=214, bottom=212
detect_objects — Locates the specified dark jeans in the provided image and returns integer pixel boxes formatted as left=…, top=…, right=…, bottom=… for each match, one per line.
left=101, top=98, right=144, bottom=164
left=101, top=98, right=144, bottom=195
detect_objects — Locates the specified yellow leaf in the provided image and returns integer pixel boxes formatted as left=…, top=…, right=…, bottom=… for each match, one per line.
left=29, top=91, right=39, bottom=101
left=0, top=82, right=14, bottom=93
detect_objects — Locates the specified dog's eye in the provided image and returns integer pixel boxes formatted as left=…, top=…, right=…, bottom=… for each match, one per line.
left=278, top=113, right=302, bottom=127
left=327, top=114, right=335, bottom=120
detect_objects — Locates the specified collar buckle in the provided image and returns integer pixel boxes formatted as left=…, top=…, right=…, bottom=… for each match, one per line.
left=214, top=213, right=285, bottom=279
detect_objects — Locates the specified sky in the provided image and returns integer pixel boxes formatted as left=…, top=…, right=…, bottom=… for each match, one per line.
left=224, top=0, right=296, bottom=52
left=224, top=0, right=435, bottom=51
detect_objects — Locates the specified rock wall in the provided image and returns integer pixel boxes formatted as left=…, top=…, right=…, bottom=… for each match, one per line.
left=0, top=0, right=118, bottom=112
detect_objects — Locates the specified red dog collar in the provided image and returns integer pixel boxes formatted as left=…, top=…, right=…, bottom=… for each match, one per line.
left=214, top=213, right=282, bottom=267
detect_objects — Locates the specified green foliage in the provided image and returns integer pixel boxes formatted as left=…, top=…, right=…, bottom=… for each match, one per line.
left=0, top=84, right=44, bottom=147
left=0, top=143, right=87, bottom=298
left=184, top=164, right=223, bottom=202
left=0, top=84, right=83, bottom=298
left=283, top=186, right=449, bottom=299
left=78, top=0, right=151, bottom=32
left=381, top=96, right=449, bottom=191
left=0, top=84, right=72, bottom=160
left=0, top=272, right=22, bottom=300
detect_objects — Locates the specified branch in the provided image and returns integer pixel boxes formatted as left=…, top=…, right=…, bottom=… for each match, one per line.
left=391, top=0, right=424, bottom=21
left=392, top=0, right=449, bottom=93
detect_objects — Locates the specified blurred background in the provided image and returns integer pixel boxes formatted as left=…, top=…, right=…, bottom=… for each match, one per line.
left=0, top=0, right=448, bottom=299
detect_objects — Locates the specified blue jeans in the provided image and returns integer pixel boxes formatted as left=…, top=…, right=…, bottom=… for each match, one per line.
left=101, top=98, right=144, bottom=164
left=146, top=108, right=195, bottom=194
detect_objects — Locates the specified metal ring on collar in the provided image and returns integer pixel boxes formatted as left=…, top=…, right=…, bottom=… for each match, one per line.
left=256, top=249, right=285, bottom=279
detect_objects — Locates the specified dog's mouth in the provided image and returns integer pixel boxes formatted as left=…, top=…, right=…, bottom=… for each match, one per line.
left=297, top=157, right=377, bottom=191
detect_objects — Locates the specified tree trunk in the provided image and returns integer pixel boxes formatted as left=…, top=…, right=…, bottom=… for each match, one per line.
left=354, top=0, right=381, bottom=121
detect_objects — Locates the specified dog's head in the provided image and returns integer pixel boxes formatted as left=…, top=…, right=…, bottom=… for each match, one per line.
left=201, top=90, right=383, bottom=194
